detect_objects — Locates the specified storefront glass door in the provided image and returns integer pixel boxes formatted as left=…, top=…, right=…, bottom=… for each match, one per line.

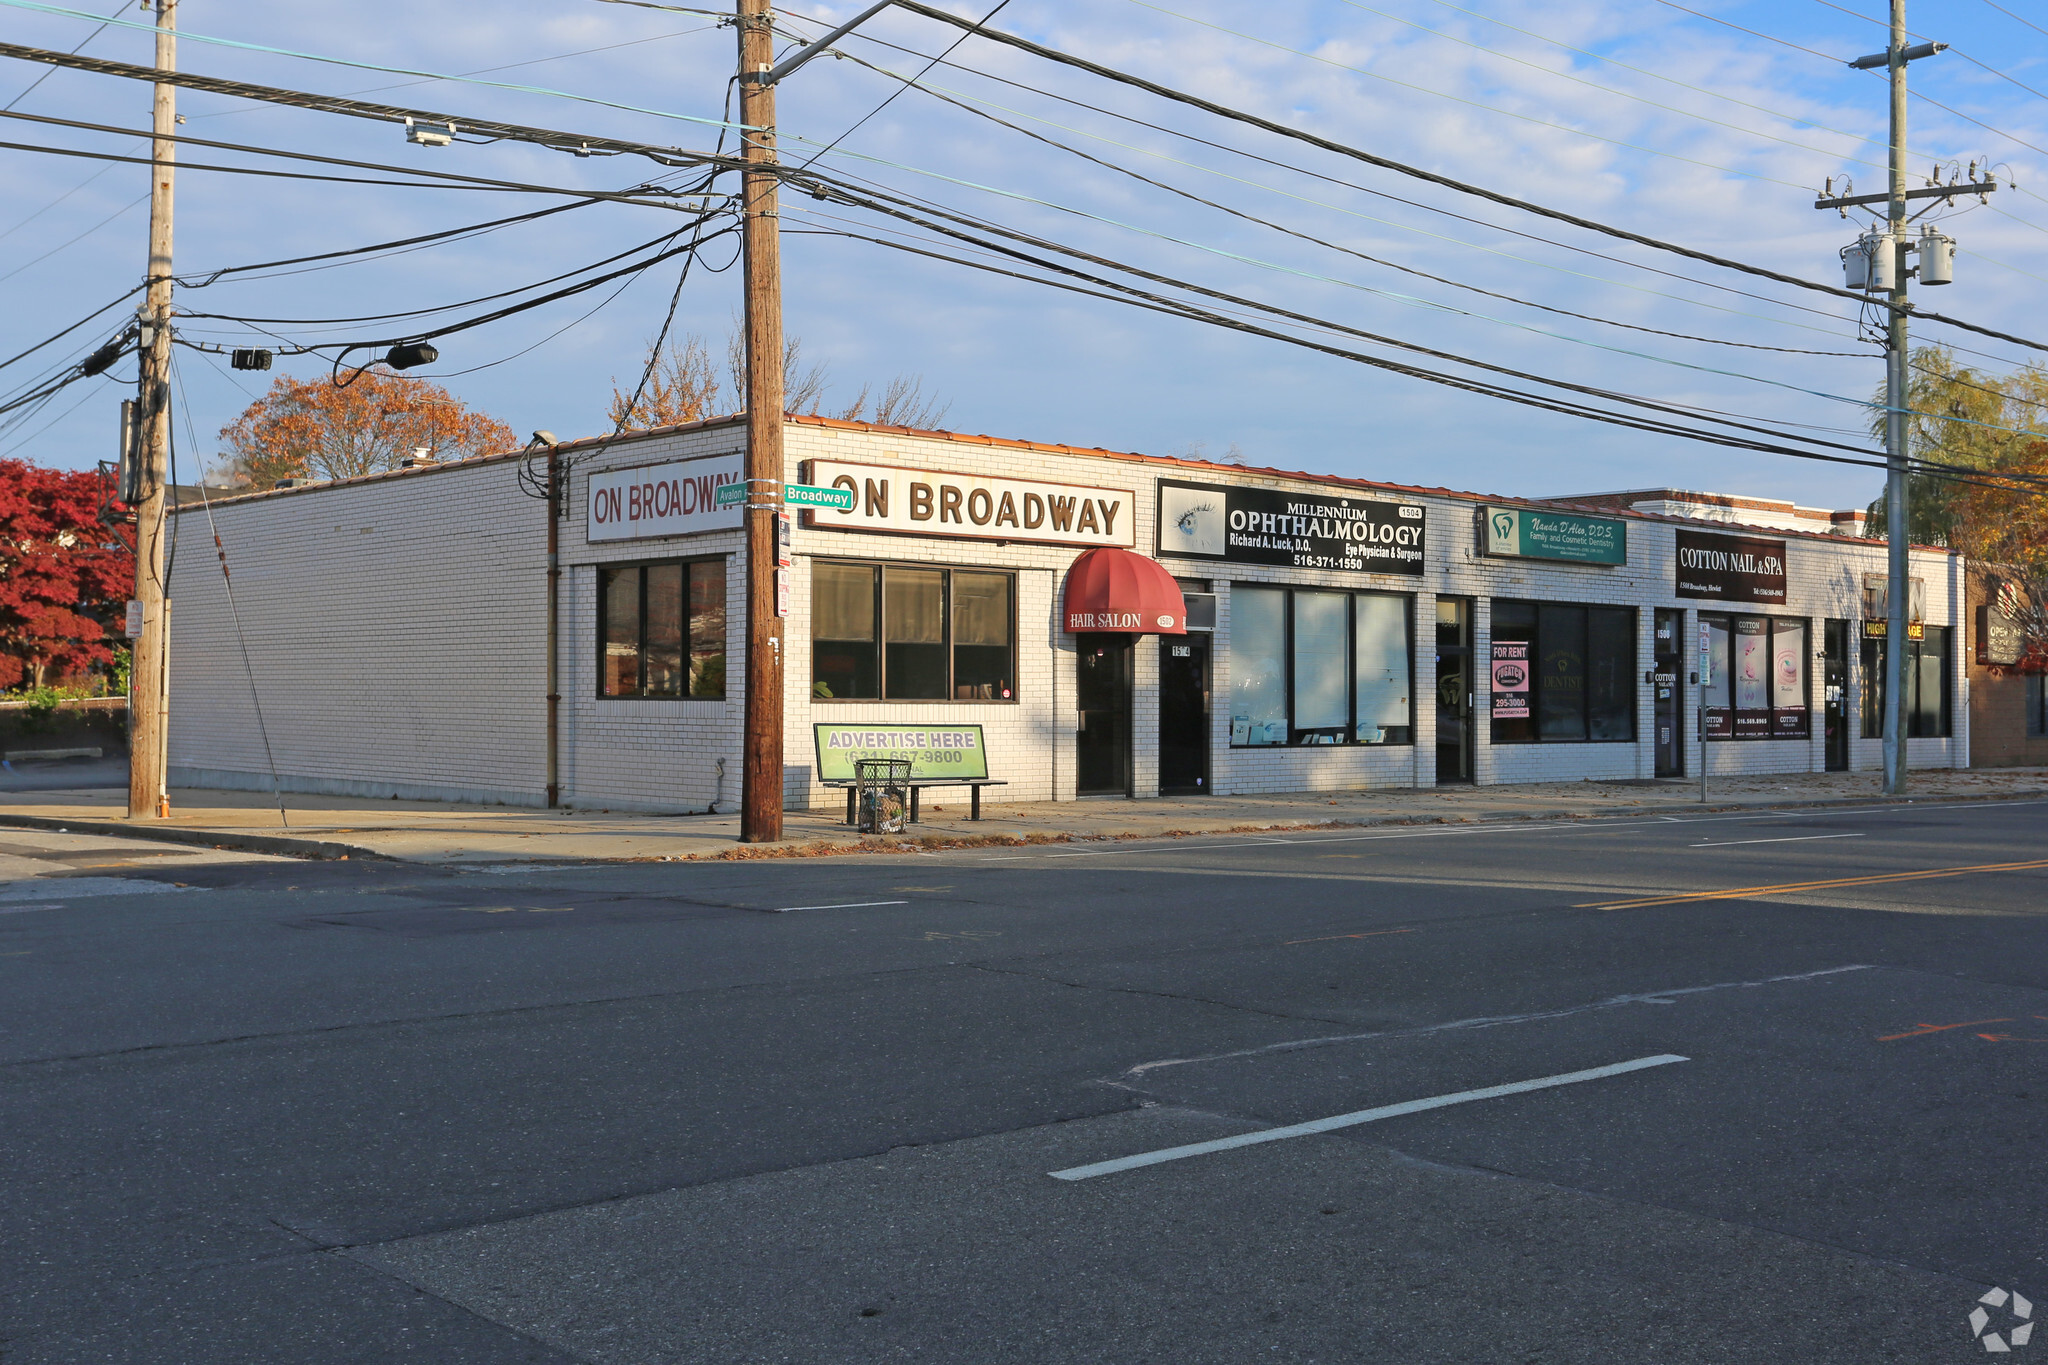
left=1435, top=598, right=1473, bottom=783
left=1076, top=634, right=1133, bottom=796
left=1824, top=619, right=1848, bottom=770
left=1654, top=609, right=1684, bottom=777
left=1159, top=637, right=1209, bottom=794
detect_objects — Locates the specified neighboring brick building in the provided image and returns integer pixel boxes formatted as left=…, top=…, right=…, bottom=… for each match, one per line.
left=1966, top=562, right=2048, bottom=768
left=163, top=416, right=1966, bottom=812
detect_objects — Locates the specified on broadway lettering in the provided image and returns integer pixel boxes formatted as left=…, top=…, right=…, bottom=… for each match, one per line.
left=1673, top=529, right=1788, bottom=605
left=1158, top=480, right=1426, bottom=574
left=801, top=460, right=1134, bottom=548
left=586, top=458, right=741, bottom=543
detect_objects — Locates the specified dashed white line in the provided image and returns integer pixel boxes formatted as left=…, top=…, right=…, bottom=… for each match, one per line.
left=1690, top=833, right=1867, bottom=848
left=769, top=899, right=909, bottom=913
left=1049, top=1054, right=1691, bottom=1181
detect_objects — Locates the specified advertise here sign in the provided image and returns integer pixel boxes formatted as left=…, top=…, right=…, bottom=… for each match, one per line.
left=813, top=723, right=989, bottom=783
left=1674, top=530, right=1788, bottom=605
left=1490, top=641, right=1530, bottom=718
left=803, top=460, right=1135, bottom=548
left=1156, top=479, right=1426, bottom=575
left=587, top=457, right=743, bottom=543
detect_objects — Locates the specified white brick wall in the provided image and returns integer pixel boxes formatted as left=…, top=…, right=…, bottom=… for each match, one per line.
left=166, top=416, right=1965, bottom=810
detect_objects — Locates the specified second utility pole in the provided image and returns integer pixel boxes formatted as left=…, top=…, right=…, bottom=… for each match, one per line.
left=737, top=0, right=787, bottom=842
left=128, top=0, right=175, bottom=820
left=1879, top=0, right=1911, bottom=799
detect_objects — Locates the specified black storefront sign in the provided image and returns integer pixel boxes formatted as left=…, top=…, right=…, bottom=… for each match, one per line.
left=1156, top=479, right=1426, bottom=575
left=1675, top=530, right=1788, bottom=605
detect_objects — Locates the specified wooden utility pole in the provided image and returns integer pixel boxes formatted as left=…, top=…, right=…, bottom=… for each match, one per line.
left=1879, top=0, right=1911, bottom=798
left=737, top=0, right=786, bottom=842
left=128, top=0, right=175, bottom=820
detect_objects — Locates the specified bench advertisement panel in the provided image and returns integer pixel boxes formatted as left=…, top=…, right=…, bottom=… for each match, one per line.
left=814, top=723, right=990, bottom=782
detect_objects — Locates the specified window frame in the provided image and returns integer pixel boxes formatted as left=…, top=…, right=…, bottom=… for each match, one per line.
left=1228, top=584, right=1416, bottom=748
left=809, top=558, right=1020, bottom=704
left=1488, top=599, right=1639, bottom=745
left=596, top=556, right=728, bottom=700
left=2027, top=674, right=2047, bottom=738
left=1860, top=625, right=1953, bottom=738
left=1698, top=612, right=1811, bottom=742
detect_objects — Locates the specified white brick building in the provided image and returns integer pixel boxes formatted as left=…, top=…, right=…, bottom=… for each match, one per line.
left=164, top=415, right=1965, bottom=812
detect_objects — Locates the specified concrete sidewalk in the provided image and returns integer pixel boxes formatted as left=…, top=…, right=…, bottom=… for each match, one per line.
left=2, top=766, right=2044, bottom=863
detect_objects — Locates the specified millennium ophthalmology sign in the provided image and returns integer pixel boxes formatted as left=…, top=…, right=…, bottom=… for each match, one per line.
left=1674, top=529, right=1788, bottom=605
left=1156, top=479, right=1426, bottom=575
left=587, top=456, right=743, bottom=542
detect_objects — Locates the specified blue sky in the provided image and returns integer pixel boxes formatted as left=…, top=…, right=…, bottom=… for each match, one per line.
left=0, top=0, right=2043, bottom=510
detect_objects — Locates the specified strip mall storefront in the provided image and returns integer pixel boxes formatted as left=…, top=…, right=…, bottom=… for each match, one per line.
left=162, top=415, right=1967, bottom=811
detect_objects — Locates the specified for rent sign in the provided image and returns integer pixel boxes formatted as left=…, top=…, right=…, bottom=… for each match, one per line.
left=1674, top=530, right=1788, bottom=605
left=813, top=723, right=990, bottom=783
left=587, top=457, right=743, bottom=542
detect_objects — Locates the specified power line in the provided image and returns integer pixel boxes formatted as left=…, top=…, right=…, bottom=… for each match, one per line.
left=867, top=0, right=2048, bottom=357
left=794, top=0, right=1012, bottom=171
left=0, top=0, right=747, bottom=134
left=828, top=47, right=1871, bottom=359
left=1981, top=0, right=2048, bottom=40
left=0, top=39, right=736, bottom=170
left=175, top=199, right=604, bottom=288
left=0, top=190, right=143, bottom=284
left=1, top=0, right=120, bottom=112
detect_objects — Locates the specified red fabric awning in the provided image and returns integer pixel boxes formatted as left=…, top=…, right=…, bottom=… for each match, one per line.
left=1063, top=547, right=1187, bottom=634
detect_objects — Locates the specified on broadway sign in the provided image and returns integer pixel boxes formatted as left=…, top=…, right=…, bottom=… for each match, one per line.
left=1156, top=479, right=1426, bottom=575
left=1674, top=529, right=1788, bottom=605
left=812, top=723, right=989, bottom=783
left=587, top=457, right=742, bottom=542
left=802, top=460, right=1135, bottom=548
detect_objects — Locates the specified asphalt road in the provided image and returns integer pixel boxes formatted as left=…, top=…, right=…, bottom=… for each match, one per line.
left=2, top=797, right=2044, bottom=1363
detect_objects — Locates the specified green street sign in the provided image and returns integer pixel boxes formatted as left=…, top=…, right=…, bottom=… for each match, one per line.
left=713, top=481, right=749, bottom=508
left=786, top=482, right=856, bottom=511
left=813, top=723, right=988, bottom=782
left=1481, top=505, right=1627, bottom=566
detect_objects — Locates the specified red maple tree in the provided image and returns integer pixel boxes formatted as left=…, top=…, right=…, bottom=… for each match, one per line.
left=0, top=459, right=134, bottom=690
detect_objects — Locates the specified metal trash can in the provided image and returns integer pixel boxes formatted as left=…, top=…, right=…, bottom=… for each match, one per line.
left=853, top=758, right=910, bottom=834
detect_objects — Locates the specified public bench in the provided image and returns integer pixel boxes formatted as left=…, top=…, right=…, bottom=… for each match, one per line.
left=824, top=777, right=1009, bottom=823
left=814, top=721, right=1004, bottom=825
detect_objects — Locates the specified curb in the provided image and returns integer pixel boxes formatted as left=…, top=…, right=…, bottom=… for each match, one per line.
left=0, top=812, right=384, bottom=861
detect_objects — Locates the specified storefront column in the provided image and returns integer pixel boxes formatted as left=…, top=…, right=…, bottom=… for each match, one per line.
left=1413, top=590, right=1437, bottom=788
left=1471, top=596, right=1494, bottom=786
left=1131, top=633, right=1160, bottom=798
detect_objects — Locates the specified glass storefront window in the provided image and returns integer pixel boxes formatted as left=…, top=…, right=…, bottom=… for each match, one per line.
left=1861, top=627, right=1951, bottom=738
left=1231, top=586, right=1289, bottom=746
left=598, top=558, right=726, bottom=699
left=1701, top=612, right=1808, bottom=739
left=1490, top=600, right=1635, bottom=744
left=1230, top=585, right=1412, bottom=746
left=811, top=562, right=1016, bottom=702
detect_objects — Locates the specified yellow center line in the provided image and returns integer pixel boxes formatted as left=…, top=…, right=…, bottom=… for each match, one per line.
left=1577, top=858, right=2048, bottom=910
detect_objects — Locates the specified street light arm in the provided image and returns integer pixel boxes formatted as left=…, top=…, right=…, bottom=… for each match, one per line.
left=760, top=0, right=893, bottom=85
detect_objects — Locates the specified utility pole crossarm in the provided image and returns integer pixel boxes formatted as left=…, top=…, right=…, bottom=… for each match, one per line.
left=1814, top=181, right=1995, bottom=211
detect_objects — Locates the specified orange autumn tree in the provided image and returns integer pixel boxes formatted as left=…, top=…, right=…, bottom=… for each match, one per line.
left=220, top=368, right=518, bottom=486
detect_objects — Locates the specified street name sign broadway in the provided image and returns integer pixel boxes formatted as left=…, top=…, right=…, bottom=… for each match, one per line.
left=1674, top=529, right=1788, bottom=605
left=813, top=723, right=990, bottom=782
left=1156, top=479, right=1426, bottom=575
left=1480, top=505, right=1627, bottom=566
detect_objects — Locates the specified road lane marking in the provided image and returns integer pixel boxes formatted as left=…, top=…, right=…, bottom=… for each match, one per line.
left=1285, top=928, right=1417, bottom=945
left=1120, top=965, right=1868, bottom=1077
left=770, top=900, right=909, bottom=913
left=1878, top=1018, right=2015, bottom=1041
left=1578, top=857, right=2048, bottom=909
left=1049, top=1054, right=1689, bottom=1181
left=1689, top=833, right=1866, bottom=848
